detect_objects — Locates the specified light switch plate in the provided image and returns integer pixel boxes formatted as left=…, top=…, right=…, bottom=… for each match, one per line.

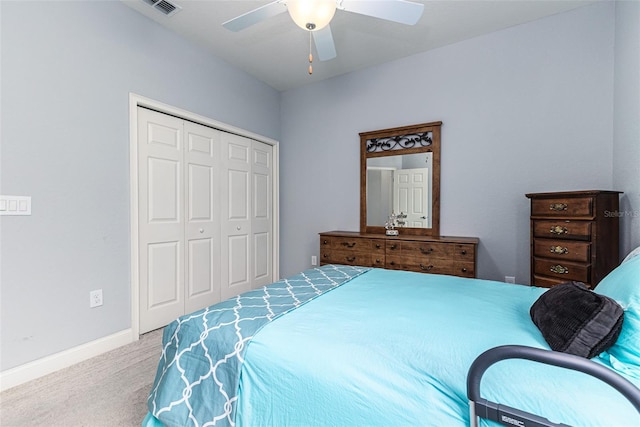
left=0, top=195, right=31, bottom=215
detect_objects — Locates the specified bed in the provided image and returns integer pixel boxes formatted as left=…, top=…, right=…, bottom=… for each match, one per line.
left=142, top=255, right=640, bottom=427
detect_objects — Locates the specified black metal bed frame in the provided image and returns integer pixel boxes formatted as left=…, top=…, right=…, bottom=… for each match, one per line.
left=467, top=345, right=640, bottom=427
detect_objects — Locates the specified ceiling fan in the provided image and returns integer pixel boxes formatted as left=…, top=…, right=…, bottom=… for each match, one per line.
left=222, top=0, right=424, bottom=69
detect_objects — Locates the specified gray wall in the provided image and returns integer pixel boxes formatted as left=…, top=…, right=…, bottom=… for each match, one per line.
left=0, top=1, right=280, bottom=370
left=613, top=0, right=640, bottom=257
left=279, top=2, right=617, bottom=280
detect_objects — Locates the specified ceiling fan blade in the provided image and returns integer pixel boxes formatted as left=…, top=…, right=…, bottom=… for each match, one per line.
left=312, top=25, right=337, bottom=61
left=338, top=0, right=424, bottom=25
left=222, top=0, right=287, bottom=32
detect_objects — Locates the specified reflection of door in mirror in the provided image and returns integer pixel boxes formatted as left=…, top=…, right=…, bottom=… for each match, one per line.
left=394, top=167, right=430, bottom=228
left=366, top=152, right=432, bottom=228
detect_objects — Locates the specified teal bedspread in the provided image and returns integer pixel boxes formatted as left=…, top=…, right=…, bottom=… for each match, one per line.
left=236, top=268, right=639, bottom=426
left=145, top=266, right=640, bottom=427
left=146, top=264, right=369, bottom=427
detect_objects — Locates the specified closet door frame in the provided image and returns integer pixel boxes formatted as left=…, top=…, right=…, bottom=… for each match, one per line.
left=129, top=93, right=280, bottom=339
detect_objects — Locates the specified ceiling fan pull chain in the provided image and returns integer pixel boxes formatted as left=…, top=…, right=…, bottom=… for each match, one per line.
left=308, top=29, right=313, bottom=75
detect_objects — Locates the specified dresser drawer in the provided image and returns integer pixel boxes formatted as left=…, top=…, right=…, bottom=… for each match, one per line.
left=533, top=258, right=590, bottom=282
left=532, top=220, right=592, bottom=241
left=531, top=197, right=593, bottom=217
left=453, top=244, right=475, bottom=262
left=387, top=241, right=452, bottom=258
left=532, top=275, right=581, bottom=288
left=533, top=240, right=591, bottom=263
left=322, top=236, right=370, bottom=250
left=453, top=261, right=475, bottom=278
left=386, top=255, right=453, bottom=274
left=321, top=249, right=371, bottom=267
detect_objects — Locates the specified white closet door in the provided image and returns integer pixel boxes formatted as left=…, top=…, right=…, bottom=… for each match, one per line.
left=251, top=140, right=273, bottom=289
left=138, top=108, right=185, bottom=333
left=221, top=133, right=252, bottom=299
left=184, top=121, right=222, bottom=314
left=136, top=104, right=276, bottom=333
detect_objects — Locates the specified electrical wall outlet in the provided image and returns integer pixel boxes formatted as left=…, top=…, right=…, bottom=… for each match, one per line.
left=90, top=289, right=103, bottom=308
left=311, top=255, right=318, bottom=266
left=505, top=276, right=516, bottom=284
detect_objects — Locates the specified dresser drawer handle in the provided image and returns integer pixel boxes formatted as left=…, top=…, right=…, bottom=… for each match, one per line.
left=323, top=240, right=329, bottom=245
left=375, top=259, right=382, bottom=264
left=549, top=226, right=569, bottom=235
left=389, top=244, right=397, bottom=250
left=550, top=264, right=569, bottom=274
left=420, top=264, right=433, bottom=271
left=550, top=203, right=568, bottom=211
left=460, top=250, right=467, bottom=255
left=461, top=267, right=468, bottom=273
left=345, top=256, right=356, bottom=262
left=550, top=246, right=569, bottom=255
left=420, top=247, right=433, bottom=254
left=342, top=242, right=356, bottom=248
left=375, top=244, right=381, bottom=249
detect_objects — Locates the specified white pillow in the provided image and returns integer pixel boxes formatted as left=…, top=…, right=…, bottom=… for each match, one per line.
left=622, top=245, right=640, bottom=264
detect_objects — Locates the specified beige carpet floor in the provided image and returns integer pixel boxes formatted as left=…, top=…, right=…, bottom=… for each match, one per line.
left=0, top=328, right=163, bottom=427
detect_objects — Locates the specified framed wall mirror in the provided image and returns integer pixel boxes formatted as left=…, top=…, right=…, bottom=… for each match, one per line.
left=360, top=121, right=441, bottom=236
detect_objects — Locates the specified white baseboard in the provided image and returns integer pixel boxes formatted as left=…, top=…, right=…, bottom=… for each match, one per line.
left=0, top=328, right=135, bottom=392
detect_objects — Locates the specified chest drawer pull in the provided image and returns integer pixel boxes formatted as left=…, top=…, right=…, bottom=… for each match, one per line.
left=345, top=256, right=356, bottom=262
left=420, top=264, right=434, bottom=271
left=389, top=244, right=397, bottom=250
left=550, top=264, right=569, bottom=274
left=420, top=247, right=433, bottom=254
left=549, top=225, right=569, bottom=235
left=549, top=203, right=568, bottom=211
left=322, top=239, right=329, bottom=245
left=550, top=245, right=569, bottom=255
left=375, top=243, right=381, bottom=249
left=342, top=242, right=356, bottom=248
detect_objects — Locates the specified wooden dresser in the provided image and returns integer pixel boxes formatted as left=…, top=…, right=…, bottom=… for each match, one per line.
left=526, top=190, right=621, bottom=288
left=319, top=231, right=479, bottom=278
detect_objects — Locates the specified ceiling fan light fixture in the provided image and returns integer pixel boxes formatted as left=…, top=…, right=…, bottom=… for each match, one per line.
left=287, top=0, right=337, bottom=31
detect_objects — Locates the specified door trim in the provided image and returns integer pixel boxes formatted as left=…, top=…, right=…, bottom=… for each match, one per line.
left=129, top=93, right=280, bottom=339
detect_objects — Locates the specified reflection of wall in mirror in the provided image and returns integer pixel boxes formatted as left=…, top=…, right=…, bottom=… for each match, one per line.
left=367, top=168, right=393, bottom=225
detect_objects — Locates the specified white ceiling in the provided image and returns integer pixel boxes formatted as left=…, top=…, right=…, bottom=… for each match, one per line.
left=122, top=0, right=597, bottom=91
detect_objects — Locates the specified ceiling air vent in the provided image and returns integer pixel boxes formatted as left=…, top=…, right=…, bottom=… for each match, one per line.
left=142, top=0, right=182, bottom=17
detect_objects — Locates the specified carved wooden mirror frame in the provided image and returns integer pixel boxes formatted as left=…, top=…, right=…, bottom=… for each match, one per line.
left=360, top=121, right=441, bottom=236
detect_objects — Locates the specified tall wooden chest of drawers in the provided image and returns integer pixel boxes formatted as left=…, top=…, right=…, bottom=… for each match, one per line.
left=526, top=190, right=621, bottom=288
left=319, top=231, right=479, bottom=278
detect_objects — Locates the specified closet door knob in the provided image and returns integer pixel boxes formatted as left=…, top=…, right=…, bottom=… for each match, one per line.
left=237, top=226, right=241, bottom=231
left=199, top=228, right=204, bottom=233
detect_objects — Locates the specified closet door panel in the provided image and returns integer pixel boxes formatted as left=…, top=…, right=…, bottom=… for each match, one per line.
left=221, top=134, right=252, bottom=299
left=138, top=108, right=185, bottom=333
left=187, top=238, right=213, bottom=296
left=252, top=141, right=273, bottom=288
left=184, top=121, right=221, bottom=314
left=147, top=241, right=181, bottom=306
left=253, top=232, right=270, bottom=282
